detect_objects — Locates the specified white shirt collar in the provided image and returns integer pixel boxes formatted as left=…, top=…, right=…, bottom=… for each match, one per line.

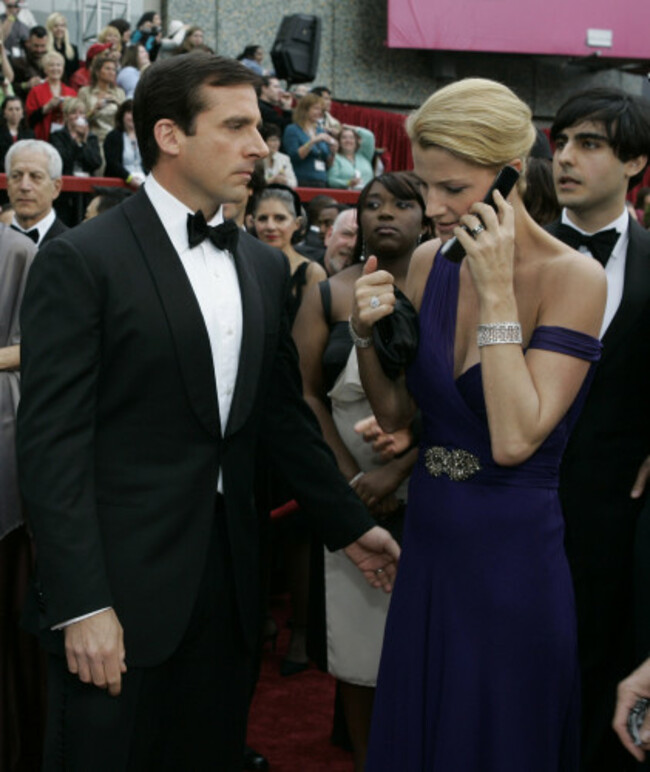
left=12, top=208, right=56, bottom=245
left=143, top=172, right=224, bottom=255
left=561, top=207, right=629, bottom=239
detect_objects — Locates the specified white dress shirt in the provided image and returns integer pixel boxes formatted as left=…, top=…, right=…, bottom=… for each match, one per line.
left=54, top=173, right=243, bottom=630
left=12, top=208, right=56, bottom=247
left=561, top=207, right=629, bottom=338
left=144, top=172, right=243, bottom=439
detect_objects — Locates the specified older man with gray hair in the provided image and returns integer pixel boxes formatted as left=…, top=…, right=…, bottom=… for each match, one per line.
left=323, top=207, right=358, bottom=275
left=6, top=139, right=67, bottom=246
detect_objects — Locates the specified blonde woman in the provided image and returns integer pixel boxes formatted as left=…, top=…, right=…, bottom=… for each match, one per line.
left=352, top=79, right=607, bottom=770
left=25, top=51, right=76, bottom=141
left=45, top=12, right=78, bottom=84
left=98, top=24, right=122, bottom=54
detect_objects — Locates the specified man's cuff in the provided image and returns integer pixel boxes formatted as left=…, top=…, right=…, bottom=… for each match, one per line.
left=52, top=607, right=111, bottom=630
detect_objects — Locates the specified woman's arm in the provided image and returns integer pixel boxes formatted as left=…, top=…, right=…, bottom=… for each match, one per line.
left=0, top=39, right=14, bottom=83
left=351, top=250, right=436, bottom=433
left=357, top=126, right=375, bottom=163
left=459, top=193, right=607, bottom=465
left=293, top=282, right=361, bottom=481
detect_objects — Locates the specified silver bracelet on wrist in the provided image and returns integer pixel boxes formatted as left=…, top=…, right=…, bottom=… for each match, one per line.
left=348, top=316, right=373, bottom=348
left=349, top=471, right=365, bottom=486
left=477, top=322, right=523, bottom=347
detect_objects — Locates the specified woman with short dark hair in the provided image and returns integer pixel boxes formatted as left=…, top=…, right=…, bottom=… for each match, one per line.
left=0, top=95, right=34, bottom=173
left=103, top=99, right=144, bottom=186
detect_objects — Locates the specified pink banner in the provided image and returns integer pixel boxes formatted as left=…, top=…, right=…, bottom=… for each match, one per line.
left=388, top=0, right=650, bottom=59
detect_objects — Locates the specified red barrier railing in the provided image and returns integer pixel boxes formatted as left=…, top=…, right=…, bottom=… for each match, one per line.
left=0, top=174, right=360, bottom=204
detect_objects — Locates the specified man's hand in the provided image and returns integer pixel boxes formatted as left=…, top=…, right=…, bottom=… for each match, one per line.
left=343, top=525, right=400, bottom=593
left=631, top=455, right=650, bottom=499
left=613, top=658, right=650, bottom=761
left=64, top=608, right=126, bottom=696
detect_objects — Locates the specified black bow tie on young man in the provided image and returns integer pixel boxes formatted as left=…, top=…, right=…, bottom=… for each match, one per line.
left=186, top=211, right=239, bottom=253
left=555, top=224, right=619, bottom=267
left=10, top=224, right=38, bottom=244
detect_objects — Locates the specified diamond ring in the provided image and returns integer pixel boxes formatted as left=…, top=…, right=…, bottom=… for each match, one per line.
left=374, top=567, right=385, bottom=575
left=370, top=295, right=381, bottom=309
left=470, top=224, right=485, bottom=238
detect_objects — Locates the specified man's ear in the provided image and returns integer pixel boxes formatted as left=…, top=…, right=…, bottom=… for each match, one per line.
left=153, top=118, right=182, bottom=159
left=625, top=154, right=648, bottom=181
left=324, top=225, right=333, bottom=246
left=51, top=176, right=62, bottom=202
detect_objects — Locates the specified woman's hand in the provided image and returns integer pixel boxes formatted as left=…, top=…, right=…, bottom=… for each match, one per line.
left=354, top=415, right=413, bottom=461
left=351, top=465, right=404, bottom=510
left=352, top=256, right=396, bottom=337
left=454, top=189, right=516, bottom=302
left=44, top=95, right=62, bottom=114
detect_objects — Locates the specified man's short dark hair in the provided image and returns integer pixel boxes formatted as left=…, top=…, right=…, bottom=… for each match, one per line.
left=260, top=123, right=281, bottom=141
left=306, top=194, right=339, bottom=226
left=311, top=86, right=331, bottom=97
left=551, top=87, right=650, bottom=188
left=133, top=52, right=260, bottom=172
left=29, top=25, right=47, bottom=38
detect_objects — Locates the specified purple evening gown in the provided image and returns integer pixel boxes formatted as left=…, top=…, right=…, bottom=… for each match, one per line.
left=365, top=255, right=601, bottom=771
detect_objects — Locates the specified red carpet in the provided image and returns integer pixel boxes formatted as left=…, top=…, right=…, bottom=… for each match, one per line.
left=246, top=596, right=353, bottom=771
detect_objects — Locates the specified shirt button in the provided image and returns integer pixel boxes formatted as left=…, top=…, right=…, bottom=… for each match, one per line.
left=226, top=328, right=233, bottom=336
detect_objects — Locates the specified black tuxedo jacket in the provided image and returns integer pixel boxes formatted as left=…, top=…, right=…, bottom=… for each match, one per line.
left=548, top=216, right=650, bottom=763
left=550, top=218, right=650, bottom=488
left=17, top=190, right=375, bottom=666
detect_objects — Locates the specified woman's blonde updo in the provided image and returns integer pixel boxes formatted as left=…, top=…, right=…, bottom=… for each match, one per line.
left=406, top=78, right=537, bottom=192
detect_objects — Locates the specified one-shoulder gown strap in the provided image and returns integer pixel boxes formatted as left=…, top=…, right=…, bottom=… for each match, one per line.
left=527, top=325, right=602, bottom=363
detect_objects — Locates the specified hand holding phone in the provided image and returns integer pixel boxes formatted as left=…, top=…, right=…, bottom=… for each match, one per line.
left=441, top=165, right=520, bottom=263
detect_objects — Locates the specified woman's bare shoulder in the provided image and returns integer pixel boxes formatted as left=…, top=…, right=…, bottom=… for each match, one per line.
left=406, top=238, right=442, bottom=310
left=538, top=243, right=607, bottom=335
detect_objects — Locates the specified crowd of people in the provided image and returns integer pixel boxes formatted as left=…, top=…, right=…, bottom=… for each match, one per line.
left=1, top=15, right=650, bottom=772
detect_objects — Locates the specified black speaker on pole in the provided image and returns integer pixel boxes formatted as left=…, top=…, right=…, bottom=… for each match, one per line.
left=271, top=14, right=321, bottom=84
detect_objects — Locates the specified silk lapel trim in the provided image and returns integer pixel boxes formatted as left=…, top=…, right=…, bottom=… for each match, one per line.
left=225, top=234, right=265, bottom=437
left=123, top=192, right=221, bottom=439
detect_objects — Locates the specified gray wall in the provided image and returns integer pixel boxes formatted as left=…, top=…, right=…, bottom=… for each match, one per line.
left=167, top=0, right=646, bottom=120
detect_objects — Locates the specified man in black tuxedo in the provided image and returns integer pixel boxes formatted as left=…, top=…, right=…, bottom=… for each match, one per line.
left=17, top=53, right=399, bottom=771
left=547, top=87, right=650, bottom=771
left=6, top=139, right=68, bottom=245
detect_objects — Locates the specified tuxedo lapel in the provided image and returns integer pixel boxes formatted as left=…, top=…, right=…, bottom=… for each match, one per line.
left=123, top=192, right=221, bottom=439
left=225, top=234, right=265, bottom=437
left=602, top=220, right=650, bottom=347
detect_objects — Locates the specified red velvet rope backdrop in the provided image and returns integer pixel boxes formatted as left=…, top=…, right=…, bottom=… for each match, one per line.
left=330, top=102, right=413, bottom=173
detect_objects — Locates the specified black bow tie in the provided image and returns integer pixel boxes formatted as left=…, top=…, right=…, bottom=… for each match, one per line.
left=556, top=224, right=619, bottom=267
left=10, top=224, right=38, bottom=244
left=186, top=211, right=239, bottom=253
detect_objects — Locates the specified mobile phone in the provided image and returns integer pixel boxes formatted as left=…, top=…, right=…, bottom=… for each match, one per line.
left=440, top=165, right=520, bottom=263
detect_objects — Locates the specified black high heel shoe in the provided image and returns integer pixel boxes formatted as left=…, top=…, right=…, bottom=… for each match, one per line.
left=279, top=657, right=309, bottom=677
left=244, top=745, right=269, bottom=771
left=280, top=624, right=309, bottom=676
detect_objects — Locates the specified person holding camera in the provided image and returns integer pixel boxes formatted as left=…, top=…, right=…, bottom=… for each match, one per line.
left=25, top=49, right=75, bottom=141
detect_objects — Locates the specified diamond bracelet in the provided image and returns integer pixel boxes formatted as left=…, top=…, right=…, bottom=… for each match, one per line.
left=348, top=316, right=373, bottom=348
left=477, top=322, right=522, bottom=347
